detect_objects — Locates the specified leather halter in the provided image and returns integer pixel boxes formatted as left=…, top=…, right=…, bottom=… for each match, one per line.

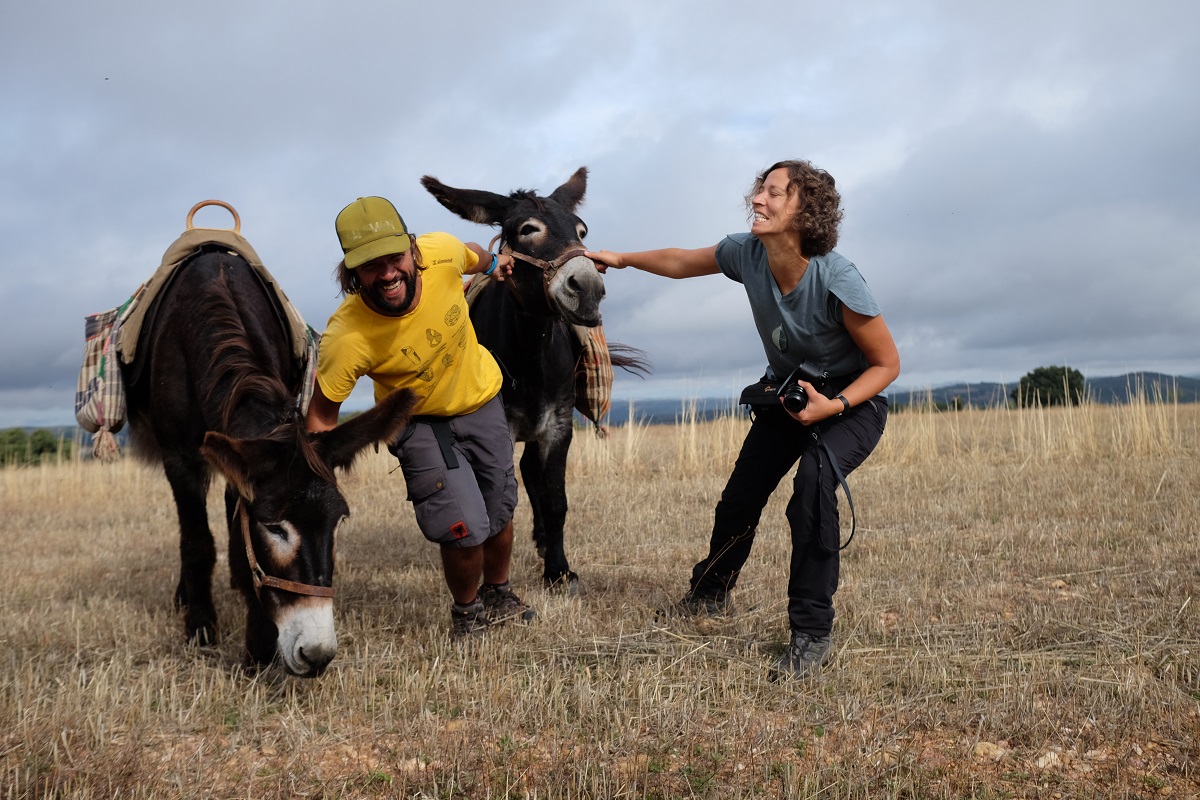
left=488, top=233, right=587, bottom=295
left=236, top=499, right=335, bottom=599
left=506, top=246, right=588, bottom=275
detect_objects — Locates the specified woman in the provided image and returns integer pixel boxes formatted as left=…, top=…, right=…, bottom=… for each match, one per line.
left=587, top=160, right=899, bottom=679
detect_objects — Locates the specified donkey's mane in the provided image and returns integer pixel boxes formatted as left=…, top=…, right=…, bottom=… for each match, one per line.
left=196, top=259, right=334, bottom=483
left=509, top=190, right=547, bottom=212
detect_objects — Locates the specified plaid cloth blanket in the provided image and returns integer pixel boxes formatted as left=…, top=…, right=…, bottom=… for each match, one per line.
left=571, top=324, right=614, bottom=436
left=74, top=301, right=135, bottom=461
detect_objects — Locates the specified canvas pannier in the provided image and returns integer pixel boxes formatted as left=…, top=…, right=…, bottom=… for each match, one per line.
left=74, top=295, right=137, bottom=461
left=572, top=324, right=614, bottom=436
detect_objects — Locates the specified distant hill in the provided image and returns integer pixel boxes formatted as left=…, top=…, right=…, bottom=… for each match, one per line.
left=598, top=397, right=742, bottom=427
left=1084, top=372, right=1200, bottom=403
left=889, top=372, right=1200, bottom=409
left=596, top=372, right=1200, bottom=426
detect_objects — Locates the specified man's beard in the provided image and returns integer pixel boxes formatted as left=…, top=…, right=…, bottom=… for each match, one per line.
left=363, top=270, right=418, bottom=316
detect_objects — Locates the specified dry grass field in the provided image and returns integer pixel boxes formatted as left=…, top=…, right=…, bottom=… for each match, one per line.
left=2, top=400, right=1198, bottom=799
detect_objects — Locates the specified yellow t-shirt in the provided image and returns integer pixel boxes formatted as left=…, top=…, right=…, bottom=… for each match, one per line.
left=316, top=232, right=502, bottom=416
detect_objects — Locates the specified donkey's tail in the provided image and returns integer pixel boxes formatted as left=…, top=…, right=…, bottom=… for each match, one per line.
left=609, top=342, right=651, bottom=378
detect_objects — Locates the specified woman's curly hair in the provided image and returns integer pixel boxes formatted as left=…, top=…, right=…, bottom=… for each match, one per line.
left=333, top=236, right=425, bottom=297
left=745, top=160, right=843, bottom=256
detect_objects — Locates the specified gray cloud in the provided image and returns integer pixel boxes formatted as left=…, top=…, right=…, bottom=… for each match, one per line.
left=2, top=0, right=1197, bottom=426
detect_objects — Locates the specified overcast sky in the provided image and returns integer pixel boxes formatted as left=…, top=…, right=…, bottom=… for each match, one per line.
left=2, top=0, right=1197, bottom=428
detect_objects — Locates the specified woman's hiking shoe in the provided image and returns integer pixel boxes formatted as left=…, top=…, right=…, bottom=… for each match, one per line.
left=771, top=631, right=833, bottom=680
left=479, top=581, right=537, bottom=625
left=450, top=599, right=492, bottom=639
left=656, top=590, right=733, bottom=620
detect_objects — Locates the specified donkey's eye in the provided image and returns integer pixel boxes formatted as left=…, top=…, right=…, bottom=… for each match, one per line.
left=258, top=520, right=301, bottom=558
left=576, top=223, right=588, bottom=240
left=519, top=224, right=539, bottom=237
left=264, top=523, right=290, bottom=541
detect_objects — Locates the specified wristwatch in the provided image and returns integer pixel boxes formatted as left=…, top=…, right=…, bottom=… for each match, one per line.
left=835, top=394, right=850, bottom=415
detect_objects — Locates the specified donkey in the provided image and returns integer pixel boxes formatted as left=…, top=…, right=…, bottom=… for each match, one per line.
left=123, top=246, right=415, bottom=676
left=421, top=168, right=647, bottom=592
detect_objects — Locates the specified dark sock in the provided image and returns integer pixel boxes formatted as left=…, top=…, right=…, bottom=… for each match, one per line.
left=452, top=597, right=480, bottom=613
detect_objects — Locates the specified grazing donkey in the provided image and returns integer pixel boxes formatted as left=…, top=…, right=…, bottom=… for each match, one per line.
left=124, top=244, right=415, bottom=675
left=422, top=168, right=647, bottom=592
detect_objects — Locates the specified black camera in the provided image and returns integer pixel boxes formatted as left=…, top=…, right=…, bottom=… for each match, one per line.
left=777, top=361, right=829, bottom=413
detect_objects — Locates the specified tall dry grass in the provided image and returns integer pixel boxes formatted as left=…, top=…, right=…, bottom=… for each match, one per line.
left=2, top=400, right=1197, bottom=798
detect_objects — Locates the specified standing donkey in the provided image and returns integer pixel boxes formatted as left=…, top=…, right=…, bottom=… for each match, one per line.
left=422, top=168, right=646, bottom=592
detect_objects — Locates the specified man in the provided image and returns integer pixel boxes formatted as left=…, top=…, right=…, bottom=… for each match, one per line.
left=306, top=195, right=534, bottom=638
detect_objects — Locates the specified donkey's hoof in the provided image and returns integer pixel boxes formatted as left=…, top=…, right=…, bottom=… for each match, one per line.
left=186, top=623, right=219, bottom=648
left=543, top=571, right=583, bottom=597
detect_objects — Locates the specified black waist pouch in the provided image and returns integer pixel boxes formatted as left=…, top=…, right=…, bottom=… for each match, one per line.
left=738, top=375, right=783, bottom=408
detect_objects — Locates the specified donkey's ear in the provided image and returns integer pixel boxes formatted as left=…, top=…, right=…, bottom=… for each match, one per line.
left=548, top=167, right=588, bottom=212
left=316, top=388, right=418, bottom=472
left=421, top=175, right=511, bottom=226
left=200, top=432, right=256, bottom=501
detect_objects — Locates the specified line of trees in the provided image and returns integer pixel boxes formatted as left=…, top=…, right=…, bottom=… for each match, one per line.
left=0, top=428, right=71, bottom=466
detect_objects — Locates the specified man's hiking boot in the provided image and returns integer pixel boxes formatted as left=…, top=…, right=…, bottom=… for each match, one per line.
left=450, top=599, right=492, bottom=639
left=771, top=631, right=833, bottom=680
left=655, top=589, right=733, bottom=621
left=479, top=581, right=537, bottom=625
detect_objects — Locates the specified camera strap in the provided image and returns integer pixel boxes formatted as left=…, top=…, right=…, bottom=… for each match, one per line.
left=811, top=428, right=856, bottom=553
left=386, top=416, right=461, bottom=470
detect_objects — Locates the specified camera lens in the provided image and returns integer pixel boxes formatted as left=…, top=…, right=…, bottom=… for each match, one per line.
left=782, top=387, right=807, bottom=413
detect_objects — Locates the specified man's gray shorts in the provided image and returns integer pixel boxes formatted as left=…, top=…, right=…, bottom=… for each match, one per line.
left=392, top=394, right=517, bottom=548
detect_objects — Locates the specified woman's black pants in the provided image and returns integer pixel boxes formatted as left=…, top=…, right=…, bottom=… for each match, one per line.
left=688, top=397, right=888, bottom=636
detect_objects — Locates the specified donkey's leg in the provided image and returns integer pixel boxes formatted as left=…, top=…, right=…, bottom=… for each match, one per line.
left=532, top=429, right=578, bottom=592
left=163, top=453, right=218, bottom=646
left=519, top=443, right=547, bottom=557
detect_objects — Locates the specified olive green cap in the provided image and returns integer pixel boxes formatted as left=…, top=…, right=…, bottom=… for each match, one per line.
left=335, top=196, right=411, bottom=268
